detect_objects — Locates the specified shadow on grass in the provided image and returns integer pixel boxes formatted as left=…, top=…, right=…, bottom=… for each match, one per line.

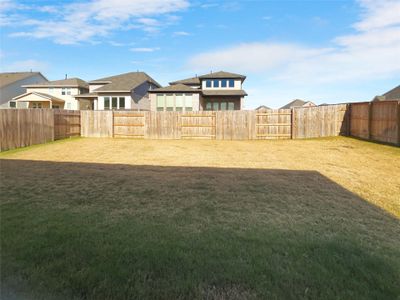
left=1, top=159, right=399, bottom=300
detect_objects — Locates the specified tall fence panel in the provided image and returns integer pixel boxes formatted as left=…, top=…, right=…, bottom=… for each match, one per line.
left=80, top=110, right=113, bottom=137
left=54, top=109, right=81, bottom=140
left=145, top=111, right=182, bottom=139
left=256, top=109, right=292, bottom=139
left=181, top=111, right=215, bottom=139
left=350, top=102, right=370, bottom=139
left=113, top=111, right=146, bottom=138
left=216, top=110, right=256, bottom=140
left=293, top=104, right=349, bottom=139
left=370, top=101, right=399, bottom=145
left=0, top=109, right=54, bottom=151
left=350, top=101, right=400, bottom=145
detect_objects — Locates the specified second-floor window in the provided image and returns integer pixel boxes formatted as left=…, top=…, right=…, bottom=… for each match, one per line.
left=62, top=88, right=71, bottom=95
left=205, top=79, right=236, bottom=88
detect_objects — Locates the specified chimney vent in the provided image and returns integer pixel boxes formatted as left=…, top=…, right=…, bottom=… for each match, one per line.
left=65, top=74, right=68, bottom=79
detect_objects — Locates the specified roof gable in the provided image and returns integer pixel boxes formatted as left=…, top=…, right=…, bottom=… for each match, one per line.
left=90, top=72, right=161, bottom=92
left=0, top=72, right=47, bottom=88
left=198, top=71, right=246, bottom=80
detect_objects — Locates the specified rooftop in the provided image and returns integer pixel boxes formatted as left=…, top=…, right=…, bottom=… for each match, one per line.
left=24, top=77, right=88, bottom=89
left=0, top=72, right=46, bottom=88
left=90, top=72, right=161, bottom=92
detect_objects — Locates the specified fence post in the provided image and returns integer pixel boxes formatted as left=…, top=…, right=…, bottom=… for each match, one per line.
left=397, top=101, right=400, bottom=146
left=368, top=102, right=373, bottom=140
left=112, top=110, right=114, bottom=138
left=347, top=103, right=352, bottom=137
left=291, top=108, right=295, bottom=139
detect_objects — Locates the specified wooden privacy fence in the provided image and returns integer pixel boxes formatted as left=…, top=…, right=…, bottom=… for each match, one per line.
left=54, top=109, right=80, bottom=140
left=80, top=106, right=349, bottom=141
left=0, top=109, right=54, bottom=151
left=1, top=102, right=399, bottom=151
left=0, top=109, right=81, bottom=151
left=349, top=101, right=400, bottom=145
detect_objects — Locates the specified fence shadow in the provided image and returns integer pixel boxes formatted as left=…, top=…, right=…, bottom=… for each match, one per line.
left=1, top=159, right=399, bottom=299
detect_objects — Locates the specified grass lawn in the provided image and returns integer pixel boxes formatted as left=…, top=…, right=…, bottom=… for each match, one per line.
left=1, top=137, right=399, bottom=299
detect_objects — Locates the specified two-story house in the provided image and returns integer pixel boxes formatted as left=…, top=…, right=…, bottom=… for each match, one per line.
left=74, top=72, right=161, bottom=110
left=149, top=71, right=247, bottom=111
left=0, top=72, right=48, bottom=108
left=12, top=78, right=90, bottom=109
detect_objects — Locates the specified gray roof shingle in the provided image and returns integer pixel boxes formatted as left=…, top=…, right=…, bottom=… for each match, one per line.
left=198, top=71, right=246, bottom=80
left=0, top=72, right=46, bottom=88
left=150, top=83, right=201, bottom=93
left=24, top=77, right=88, bottom=89
left=169, top=76, right=200, bottom=85
left=202, top=90, right=247, bottom=96
left=90, top=72, right=161, bottom=92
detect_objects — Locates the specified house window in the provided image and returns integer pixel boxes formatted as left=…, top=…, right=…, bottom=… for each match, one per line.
left=53, top=105, right=60, bottom=109
left=9, top=101, right=16, bottom=108
left=228, top=80, right=234, bottom=88
left=221, top=79, right=227, bottom=88
left=62, top=88, right=71, bottom=95
left=32, top=102, right=42, bottom=109
left=175, top=94, right=183, bottom=111
left=112, top=97, right=118, bottom=109
left=228, top=102, right=235, bottom=110
left=212, top=102, right=219, bottom=111
left=104, top=97, right=110, bottom=110
left=220, top=102, right=227, bottom=110
left=184, top=94, right=193, bottom=111
left=206, top=80, right=212, bottom=88
left=119, top=97, right=125, bottom=109
left=157, top=94, right=165, bottom=111
left=213, top=80, right=219, bottom=88
left=205, top=102, right=212, bottom=111
left=166, top=95, right=174, bottom=111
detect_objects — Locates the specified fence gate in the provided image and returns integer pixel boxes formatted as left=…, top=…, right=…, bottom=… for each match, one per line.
left=256, top=109, right=292, bottom=139
left=113, top=111, right=145, bottom=138
left=181, top=112, right=216, bottom=139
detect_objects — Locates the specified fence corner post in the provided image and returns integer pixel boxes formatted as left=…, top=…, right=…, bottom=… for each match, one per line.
left=397, top=101, right=400, bottom=146
left=368, top=102, right=373, bottom=140
left=347, top=103, right=352, bottom=137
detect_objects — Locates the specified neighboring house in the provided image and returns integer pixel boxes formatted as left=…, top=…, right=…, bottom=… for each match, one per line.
left=256, top=105, right=271, bottom=110
left=149, top=71, right=247, bottom=111
left=13, top=78, right=89, bottom=109
left=0, top=72, right=48, bottom=108
left=372, top=85, right=400, bottom=102
left=75, top=72, right=161, bottom=110
left=280, top=99, right=316, bottom=109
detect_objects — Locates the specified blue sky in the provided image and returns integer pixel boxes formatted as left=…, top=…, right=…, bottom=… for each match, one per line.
left=1, top=0, right=399, bottom=108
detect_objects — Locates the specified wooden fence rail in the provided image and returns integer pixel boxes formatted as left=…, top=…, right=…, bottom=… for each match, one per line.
left=1, top=102, right=399, bottom=151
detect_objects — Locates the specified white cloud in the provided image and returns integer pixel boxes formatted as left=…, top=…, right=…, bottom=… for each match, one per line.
left=173, top=31, right=190, bottom=36
left=2, top=0, right=189, bottom=44
left=130, top=47, right=160, bottom=52
left=188, top=0, right=400, bottom=84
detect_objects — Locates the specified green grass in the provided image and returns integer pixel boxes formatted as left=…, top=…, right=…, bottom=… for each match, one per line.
left=1, top=138, right=400, bottom=299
